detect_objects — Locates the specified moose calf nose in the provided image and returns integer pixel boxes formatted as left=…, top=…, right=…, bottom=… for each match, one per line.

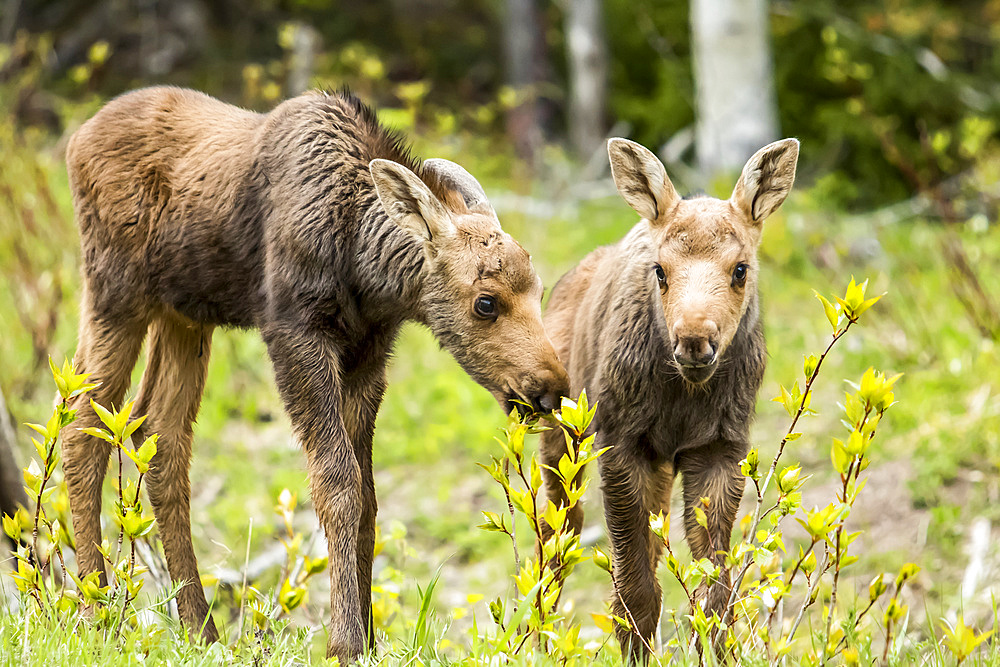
left=529, top=364, right=569, bottom=414
left=537, top=392, right=559, bottom=413
left=674, top=336, right=718, bottom=368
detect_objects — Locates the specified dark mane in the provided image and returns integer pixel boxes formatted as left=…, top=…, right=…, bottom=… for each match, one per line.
left=327, top=88, right=451, bottom=203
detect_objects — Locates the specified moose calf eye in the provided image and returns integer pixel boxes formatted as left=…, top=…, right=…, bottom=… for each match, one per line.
left=474, top=295, right=498, bottom=319
left=654, top=264, right=667, bottom=286
left=732, top=263, right=749, bottom=287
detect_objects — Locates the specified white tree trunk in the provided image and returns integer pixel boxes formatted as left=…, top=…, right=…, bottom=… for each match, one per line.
left=566, top=0, right=608, bottom=158
left=691, top=0, right=779, bottom=174
left=286, top=21, right=321, bottom=97
left=503, top=0, right=546, bottom=160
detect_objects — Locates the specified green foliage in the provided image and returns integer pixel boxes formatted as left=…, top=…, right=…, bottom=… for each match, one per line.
left=11, top=1, right=1000, bottom=206
left=771, top=1, right=1000, bottom=207
left=4, top=359, right=159, bottom=640
left=472, top=393, right=601, bottom=662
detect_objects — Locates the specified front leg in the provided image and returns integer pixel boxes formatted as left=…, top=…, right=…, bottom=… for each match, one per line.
left=263, top=321, right=366, bottom=662
left=676, top=440, right=746, bottom=617
left=341, top=353, right=389, bottom=653
left=600, top=442, right=674, bottom=663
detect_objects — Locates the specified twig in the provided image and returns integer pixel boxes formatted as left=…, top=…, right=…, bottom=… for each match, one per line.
left=787, top=550, right=832, bottom=642
left=722, top=321, right=855, bottom=627
left=764, top=538, right=819, bottom=632
left=512, top=460, right=545, bottom=651
left=501, top=459, right=520, bottom=573
left=237, top=517, right=254, bottom=641
left=30, top=407, right=63, bottom=573
left=114, top=445, right=125, bottom=566
left=828, top=595, right=881, bottom=659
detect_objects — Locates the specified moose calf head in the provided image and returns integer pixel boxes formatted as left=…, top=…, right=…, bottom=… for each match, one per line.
left=370, top=158, right=568, bottom=414
left=608, top=137, right=799, bottom=385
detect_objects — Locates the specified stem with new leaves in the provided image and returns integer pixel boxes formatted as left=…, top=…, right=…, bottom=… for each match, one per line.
left=478, top=393, right=600, bottom=660
left=8, top=359, right=99, bottom=607
left=700, top=277, right=906, bottom=666
left=722, top=279, right=885, bottom=630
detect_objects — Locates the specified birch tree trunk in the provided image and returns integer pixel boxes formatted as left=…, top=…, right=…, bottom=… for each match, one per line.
left=285, top=21, right=320, bottom=97
left=566, top=0, right=608, bottom=158
left=503, top=0, right=546, bottom=161
left=691, top=0, right=779, bottom=174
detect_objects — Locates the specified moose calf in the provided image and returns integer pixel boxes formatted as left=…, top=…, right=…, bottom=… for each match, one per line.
left=61, top=86, right=568, bottom=662
left=541, top=137, right=799, bottom=660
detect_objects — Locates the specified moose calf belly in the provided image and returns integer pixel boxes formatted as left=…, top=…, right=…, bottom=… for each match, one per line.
left=148, top=215, right=265, bottom=328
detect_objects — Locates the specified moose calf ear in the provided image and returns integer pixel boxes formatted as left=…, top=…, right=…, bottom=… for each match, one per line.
left=370, top=159, right=454, bottom=244
left=607, top=138, right=679, bottom=224
left=422, top=158, right=496, bottom=218
left=731, top=138, right=799, bottom=223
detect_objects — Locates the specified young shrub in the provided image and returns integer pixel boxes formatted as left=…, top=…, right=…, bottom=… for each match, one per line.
left=4, top=359, right=161, bottom=643
left=670, top=277, right=906, bottom=664
left=476, top=394, right=601, bottom=662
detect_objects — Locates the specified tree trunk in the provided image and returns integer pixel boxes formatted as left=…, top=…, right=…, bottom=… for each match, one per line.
left=0, top=388, right=29, bottom=549
left=566, top=0, right=608, bottom=158
left=2, top=0, right=21, bottom=43
left=285, top=21, right=320, bottom=97
left=503, top=0, right=547, bottom=162
left=691, top=0, right=779, bottom=174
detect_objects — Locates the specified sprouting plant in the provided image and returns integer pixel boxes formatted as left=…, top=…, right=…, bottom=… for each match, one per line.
left=477, top=392, right=602, bottom=660
left=939, top=616, right=994, bottom=665
left=712, top=277, right=904, bottom=663
left=3, top=358, right=163, bottom=642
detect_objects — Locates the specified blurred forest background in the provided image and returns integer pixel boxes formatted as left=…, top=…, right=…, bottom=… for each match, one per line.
left=2, top=0, right=1000, bottom=662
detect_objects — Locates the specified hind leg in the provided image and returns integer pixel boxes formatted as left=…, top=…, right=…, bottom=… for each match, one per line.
left=131, top=314, right=217, bottom=642
left=60, top=291, right=147, bottom=581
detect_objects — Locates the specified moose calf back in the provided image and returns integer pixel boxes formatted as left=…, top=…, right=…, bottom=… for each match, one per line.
left=67, top=87, right=271, bottom=327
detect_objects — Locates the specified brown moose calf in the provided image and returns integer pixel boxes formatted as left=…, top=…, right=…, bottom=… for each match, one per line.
left=541, top=137, right=799, bottom=660
left=61, top=86, right=568, bottom=663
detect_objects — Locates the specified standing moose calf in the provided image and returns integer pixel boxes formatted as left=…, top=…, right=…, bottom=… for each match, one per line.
left=541, top=137, right=798, bottom=660
left=61, top=86, right=568, bottom=662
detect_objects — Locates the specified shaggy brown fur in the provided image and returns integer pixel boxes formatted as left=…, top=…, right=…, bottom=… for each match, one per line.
left=60, top=86, right=568, bottom=662
left=541, top=137, right=798, bottom=661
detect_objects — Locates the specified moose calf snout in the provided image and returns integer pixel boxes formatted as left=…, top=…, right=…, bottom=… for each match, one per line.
left=673, top=335, right=717, bottom=368
left=521, top=364, right=569, bottom=415
left=671, top=319, right=720, bottom=384
left=533, top=389, right=561, bottom=414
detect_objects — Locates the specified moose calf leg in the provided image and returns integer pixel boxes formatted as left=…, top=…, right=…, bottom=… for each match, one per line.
left=600, top=447, right=673, bottom=663
left=264, top=323, right=367, bottom=661
left=304, top=430, right=365, bottom=662
left=677, top=441, right=746, bottom=617
left=60, top=305, right=146, bottom=581
left=133, top=316, right=217, bottom=642
left=342, top=367, right=387, bottom=652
